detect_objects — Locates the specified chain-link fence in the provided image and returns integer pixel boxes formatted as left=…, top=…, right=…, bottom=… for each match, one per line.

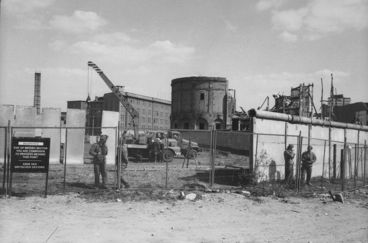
left=1, top=125, right=367, bottom=197
left=251, top=131, right=367, bottom=195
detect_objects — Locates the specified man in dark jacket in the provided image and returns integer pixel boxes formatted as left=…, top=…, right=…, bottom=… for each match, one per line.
left=301, top=145, right=317, bottom=186
left=284, top=144, right=295, bottom=184
left=89, top=134, right=108, bottom=188
left=152, top=138, right=161, bottom=162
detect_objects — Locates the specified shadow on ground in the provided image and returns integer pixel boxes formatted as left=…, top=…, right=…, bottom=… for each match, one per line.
left=179, top=168, right=250, bottom=187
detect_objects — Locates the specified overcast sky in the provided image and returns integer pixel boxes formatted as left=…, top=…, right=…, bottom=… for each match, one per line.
left=0, top=0, right=367, bottom=112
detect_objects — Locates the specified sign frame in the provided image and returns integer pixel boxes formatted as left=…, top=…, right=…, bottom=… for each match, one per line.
left=10, top=137, right=51, bottom=197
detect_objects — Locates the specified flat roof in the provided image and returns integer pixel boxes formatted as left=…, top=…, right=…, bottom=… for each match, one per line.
left=106, top=92, right=171, bottom=105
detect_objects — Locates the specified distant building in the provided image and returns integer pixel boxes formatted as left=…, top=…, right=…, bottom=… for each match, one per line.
left=272, top=83, right=314, bottom=117
left=103, top=90, right=171, bottom=131
left=171, top=76, right=235, bottom=130
left=329, top=94, right=351, bottom=107
left=67, top=100, right=88, bottom=110
left=86, top=97, right=104, bottom=135
left=356, top=109, right=368, bottom=126
left=68, top=91, right=170, bottom=135
left=321, top=94, right=351, bottom=119
left=60, top=112, right=67, bottom=126
left=333, top=102, right=368, bottom=125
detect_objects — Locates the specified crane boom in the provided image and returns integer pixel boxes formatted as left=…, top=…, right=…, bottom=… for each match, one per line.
left=87, top=61, right=139, bottom=136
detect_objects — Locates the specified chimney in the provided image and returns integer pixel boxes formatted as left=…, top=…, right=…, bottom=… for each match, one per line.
left=34, top=72, right=41, bottom=114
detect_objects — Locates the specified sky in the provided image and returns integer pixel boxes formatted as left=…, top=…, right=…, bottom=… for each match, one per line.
left=0, top=0, right=367, bottom=112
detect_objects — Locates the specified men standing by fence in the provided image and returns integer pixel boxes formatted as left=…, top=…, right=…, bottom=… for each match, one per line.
left=284, top=144, right=295, bottom=185
left=89, top=134, right=108, bottom=189
left=301, top=145, right=317, bottom=186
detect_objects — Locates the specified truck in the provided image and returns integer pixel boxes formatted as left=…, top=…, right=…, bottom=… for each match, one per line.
left=87, top=61, right=177, bottom=162
left=150, top=130, right=201, bottom=160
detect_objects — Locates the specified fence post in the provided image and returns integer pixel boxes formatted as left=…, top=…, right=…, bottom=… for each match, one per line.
left=165, top=132, right=169, bottom=189
left=116, top=126, right=121, bottom=190
left=354, top=143, right=357, bottom=188
left=348, top=145, right=352, bottom=179
left=6, top=121, right=11, bottom=197
left=2, top=126, right=7, bottom=195
left=211, top=129, right=217, bottom=187
left=321, top=140, right=326, bottom=188
left=333, top=144, right=337, bottom=181
left=8, top=125, right=13, bottom=197
left=341, top=133, right=347, bottom=191
left=3, top=122, right=10, bottom=198
left=364, top=140, right=367, bottom=186
left=295, top=135, right=299, bottom=192
left=254, top=133, right=259, bottom=183
left=209, top=127, right=214, bottom=187
left=328, top=126, right=331, bottom=180
left=296, top=132, right=302, bottom=192
left=357, top=130, right=360, bottom=185
left=63, top=128, right=68, bottom=191
left=307, top=124, right=311, bottom=149
left=284, top=123, right=288, bottom=150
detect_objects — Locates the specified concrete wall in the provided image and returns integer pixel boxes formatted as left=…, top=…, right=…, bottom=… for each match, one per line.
left=65, top=109, right=86, bottom=164
left=252, top=117, right=368, bottom=182
left=0, top=105, right=15, bottom=163
left=0, top=105, right=61, bottom=164
left=41, top=108, right=61, bottom=164
left=14, top=106, right=37, bottom=137
left=101, top=110, right=119, bottom=165
left=178, top=129, right=251, bottom=155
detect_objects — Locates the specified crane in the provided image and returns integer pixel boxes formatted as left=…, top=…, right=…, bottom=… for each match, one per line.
left=87, top=61, right=139, bottom=138
left=257, top=96, right=269, bottom=111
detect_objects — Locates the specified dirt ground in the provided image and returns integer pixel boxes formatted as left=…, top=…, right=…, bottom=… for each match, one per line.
left=1, top=160, right=368, bottom=242
left=1, top=190, right=368, bottom=243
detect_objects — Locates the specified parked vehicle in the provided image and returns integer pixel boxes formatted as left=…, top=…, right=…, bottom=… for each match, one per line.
left=167, top=130, right=201, bottom=159
left=126, top=131, right=180, bottom=162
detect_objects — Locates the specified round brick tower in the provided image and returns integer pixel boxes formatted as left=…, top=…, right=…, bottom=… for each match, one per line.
left=171, top=76, right=233, bottom=130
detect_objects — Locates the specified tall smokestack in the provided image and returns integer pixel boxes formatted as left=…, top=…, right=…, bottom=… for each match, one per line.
left=34, top=72, right=41, bottom=114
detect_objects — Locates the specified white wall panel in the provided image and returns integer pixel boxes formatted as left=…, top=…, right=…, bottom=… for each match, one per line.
left=66, top=109, right=86, bottom=164
left=42, top=108, right=61, bottom=164
left=101, top=111, right=119, bottom=165
left=0, top=105, right=14, bottom=163
left=14, top=106, right=36, bottom=137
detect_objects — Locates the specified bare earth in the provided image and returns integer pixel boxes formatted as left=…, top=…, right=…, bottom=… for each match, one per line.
left=1, top=192, right=367, bottom=243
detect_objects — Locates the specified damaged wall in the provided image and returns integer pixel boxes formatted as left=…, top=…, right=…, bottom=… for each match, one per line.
left=252, top=117, right=368, bottom=182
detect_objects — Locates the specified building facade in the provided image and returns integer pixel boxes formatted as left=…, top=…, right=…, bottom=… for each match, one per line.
left=321, top=94, right=351, bottom=119
left=272, top=83, right=314, bottom=117
left=103, top=91, right=171, bottom=131
left=67, top=100, right=88, bottom=110
left=333, top=102, right=368, bottom=125
left=171, top=76, right=235, bottom=130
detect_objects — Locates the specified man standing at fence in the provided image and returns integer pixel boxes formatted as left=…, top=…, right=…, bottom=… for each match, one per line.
left=152, top=138, right=161, bottom=162
left=301, top=145, right=316, bottom=186
left=89, top=134, right=108, bottom=189
left=117, top=130, right=130, bottom=188
left=284, top=144, right=295, bottom=185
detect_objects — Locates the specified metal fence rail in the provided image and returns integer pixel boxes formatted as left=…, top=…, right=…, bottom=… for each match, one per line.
left=1, top=125, right=367, bottom=198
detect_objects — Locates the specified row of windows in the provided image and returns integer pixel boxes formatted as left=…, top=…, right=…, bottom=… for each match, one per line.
left=118, top=122, right=169, bottom=130
left=120, top=115, right=169, bottom=124
left=120, top=110, right=170, bottom=119
left=120, top=117, right=169, bottom=125
left=140, top=125, right=168, bottom=130
left=120, top=106, right=170, bottom=117
left=128, top=98, right=170, bottom=110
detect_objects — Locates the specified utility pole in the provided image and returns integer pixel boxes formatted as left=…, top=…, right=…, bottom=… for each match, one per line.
left=299, top=84, right=303, bottom=116
left=321, top=78, right=324, bottom=120
left=329, top=73, right=334, bottom=121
